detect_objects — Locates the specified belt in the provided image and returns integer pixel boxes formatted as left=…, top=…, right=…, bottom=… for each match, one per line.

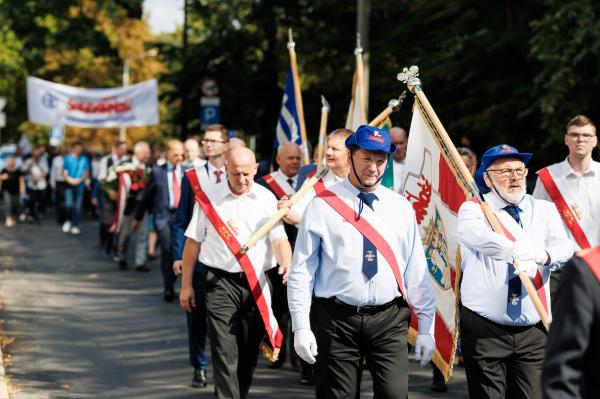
left=204, top=265, right=245, bottom=281
left=314, top=296, right=403, bottom=315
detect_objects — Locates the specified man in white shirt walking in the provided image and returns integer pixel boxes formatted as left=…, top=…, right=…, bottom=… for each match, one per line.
left=532, top=114, right=599, bottom=299
left=180, top=147, right=292, bottom=399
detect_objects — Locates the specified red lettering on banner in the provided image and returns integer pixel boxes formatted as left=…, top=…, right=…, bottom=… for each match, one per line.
left=67, top=97, right=132, bottom=114
left=405, top=175, right=432, bottom=224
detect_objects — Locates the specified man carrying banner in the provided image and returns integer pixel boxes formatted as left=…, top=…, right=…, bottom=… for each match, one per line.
left=287, top=125, right=436, bottom=398
left=533, top=115, right=599, bottom=299
left=256, top=142, right=302, bottom=369
left=180, top=147, right=292, bottom=399
left=458, top=144, right=573, bottom=399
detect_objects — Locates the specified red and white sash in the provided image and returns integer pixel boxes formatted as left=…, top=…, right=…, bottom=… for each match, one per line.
left=472, top=198, right=549, bottom=316
left=185, top=169, right=283, bottom=353
left=108, top=171, right=132, bottom=233
left=263, top=173, right=291, bottom=200
left=537, top=167, right=592, bottom=250
left=581, top=246, right=600, bottom=282
left=316, top=184, right=409, bottom=302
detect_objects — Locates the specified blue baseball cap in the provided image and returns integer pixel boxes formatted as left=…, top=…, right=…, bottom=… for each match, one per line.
left=474, top=144, right=532, bottom=193
left=345, top=125, right=397, bottom=155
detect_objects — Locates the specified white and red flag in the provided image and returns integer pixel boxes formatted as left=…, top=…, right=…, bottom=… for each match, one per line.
left=402, top=103, right=466, bottom=381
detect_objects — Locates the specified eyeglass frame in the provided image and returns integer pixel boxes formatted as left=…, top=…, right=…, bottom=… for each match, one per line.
left=565, top=132, right=597, bottom=141
left=485, top=167, right=528, bottom=179
left=201, top=139, right=227, bottom=145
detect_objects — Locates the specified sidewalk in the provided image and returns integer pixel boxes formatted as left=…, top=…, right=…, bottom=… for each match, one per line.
left=0, top=215, right=467, bottom=398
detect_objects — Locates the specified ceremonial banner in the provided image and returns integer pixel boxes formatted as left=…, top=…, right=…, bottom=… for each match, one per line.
left=27, top=76, right=159, bottom=128
left=402, top=104, right=466, bottom=381
left=274, top=69, right=302, bottom=148
left=345, top=72, right=364, bottom=131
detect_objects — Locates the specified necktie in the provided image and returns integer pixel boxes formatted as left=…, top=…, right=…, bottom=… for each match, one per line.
left=214, top=170, right=223, bottom=183
left=360, top=192, right=379, bottom=280
left=172, top=167, right=181, bottom=208
left=287, top=178, right=295, bottom=190
left=504, top=205, right=522, bottom=320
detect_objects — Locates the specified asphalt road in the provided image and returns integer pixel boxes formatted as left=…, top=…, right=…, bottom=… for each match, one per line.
left=0, top=214, right=468, bottom=398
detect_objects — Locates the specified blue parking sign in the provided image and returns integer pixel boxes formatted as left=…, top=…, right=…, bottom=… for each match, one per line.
left=200, top=97, right=220, bottom=127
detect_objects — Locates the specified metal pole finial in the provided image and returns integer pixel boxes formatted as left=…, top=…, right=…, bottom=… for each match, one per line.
left=354, top=33, right=363, bottom=55
left=397, top=65, right=420, bottom=92
left=321, top=95, right=330, bottom=113
left=287, top=28, right=295, bottom=50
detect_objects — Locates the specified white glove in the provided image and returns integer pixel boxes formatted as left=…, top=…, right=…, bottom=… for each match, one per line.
left=294, top=328, right=318, bottom=364
left=414, top=334, right=435, bottom=366
left=511, top=241, right=536, bottom=263
left=533, top=247, right=549, bottom=265
left=514, top=259, right=538, bottom=279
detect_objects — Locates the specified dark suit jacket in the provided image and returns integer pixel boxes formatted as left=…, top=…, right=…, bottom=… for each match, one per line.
left=171, top=169, right=195, bottom=262
left=135, top=164, right=184, bottom=231
left=542, top=251, right=600, bottom=399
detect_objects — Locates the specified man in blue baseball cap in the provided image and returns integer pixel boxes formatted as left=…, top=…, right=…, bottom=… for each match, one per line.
left=288, top=124, right=436, bottom=398
left=457, top=144, right=573, bottom=398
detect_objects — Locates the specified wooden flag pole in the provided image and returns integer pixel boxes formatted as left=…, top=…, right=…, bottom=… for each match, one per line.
left=368, top=91, right=407, bottom=127
left=398, top=66, right=551, bottom=331
left=317, top=95, right=330, bottom=167
left=288, top=29, right=310, bottom=165
left=355, top=34, right=367, bottom=125
left=240, top=166, right=329, bottom=253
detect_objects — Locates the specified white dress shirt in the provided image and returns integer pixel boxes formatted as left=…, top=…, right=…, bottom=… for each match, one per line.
left=166, top=163, right=182, bottom=209
left=192, top=158, right=207, bottom=168
left=268, top=169, right=297, bottom=196
left=393, top=160, right=406, bottom=193
left=97, top=154, right=120, bottom=181
left=291, top=169, right=345, bottom=222
left=532, top=158, right=600, bottom=249
left=185, top=182, right=287, bottom=273
left=288, top=179, right=436, bottom=335
left=458, top=192, right=573, bottom=326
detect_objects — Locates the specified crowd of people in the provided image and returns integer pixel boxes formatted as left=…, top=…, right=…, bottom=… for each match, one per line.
left=1, top=116, right=598, bottom=399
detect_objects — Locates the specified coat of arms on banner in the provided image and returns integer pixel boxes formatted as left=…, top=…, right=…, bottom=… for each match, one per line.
left=423, top=208, right=453, bottom=290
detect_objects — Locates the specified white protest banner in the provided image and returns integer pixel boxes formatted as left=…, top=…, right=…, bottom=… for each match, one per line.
left=27, top=77, right=159, bottom=128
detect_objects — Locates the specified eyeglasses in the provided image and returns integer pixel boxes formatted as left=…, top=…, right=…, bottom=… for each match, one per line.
left=201, top=139, right=227, bottom=145
left=566, top=132, right=596, bottom=141
left=486, top=167, right=528, bottom=179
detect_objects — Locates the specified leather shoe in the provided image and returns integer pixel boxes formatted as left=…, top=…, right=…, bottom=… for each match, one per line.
left=163, top=289, right=175, bottom=302
left=191, top=369, right=208, bottom=388
left=298, top=365, right=314, bottom=385
left=118, top=260, right=128, bottom=271
left=431, top=379, right=447, bottom=392
left=135, top=264, right=150, bottom=272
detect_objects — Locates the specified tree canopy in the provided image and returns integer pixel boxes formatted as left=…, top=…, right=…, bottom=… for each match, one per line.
left=1, top=0, right=598, bottom=168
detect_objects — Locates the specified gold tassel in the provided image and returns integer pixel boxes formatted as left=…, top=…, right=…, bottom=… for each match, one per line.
left=259, top=341, right=280, bottom=363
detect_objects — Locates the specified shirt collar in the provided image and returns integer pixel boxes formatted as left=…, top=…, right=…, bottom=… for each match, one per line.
left=483, top=190, right=528, bottom=213
left=561, top=157, right=599, bottom=177
left=341, top=178, right=384, bottom=197
left=275, top=169, right=296, bottom=182
left=220, top=181, right=258, bottom=200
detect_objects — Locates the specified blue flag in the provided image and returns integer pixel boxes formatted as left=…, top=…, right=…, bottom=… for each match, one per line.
left=274, top=69, right=302, bottom=148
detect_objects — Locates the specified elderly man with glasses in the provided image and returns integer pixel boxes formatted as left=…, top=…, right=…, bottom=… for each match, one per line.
left=457, top=144, right=573, bottom=399
left=533, top=114, right=600, bottom=300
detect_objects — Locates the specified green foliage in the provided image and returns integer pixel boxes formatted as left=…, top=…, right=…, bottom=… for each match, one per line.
left=1, top=0, right=599, bottom=167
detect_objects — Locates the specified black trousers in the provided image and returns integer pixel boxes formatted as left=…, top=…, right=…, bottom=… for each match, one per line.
left=187, top=269, right=208, bottom=371
left=311, top=297, right=410, bottom=399
left=204, top=267, right=264, bottom=399
left=460, top=306, right=547, bottom=399
left=156, top=213, right=177, bottom=291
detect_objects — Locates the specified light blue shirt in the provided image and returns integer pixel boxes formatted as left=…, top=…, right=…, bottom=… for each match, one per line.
left=458, top=192, right=573, bottom=326
left=288, top=179, right=435, bottom=335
